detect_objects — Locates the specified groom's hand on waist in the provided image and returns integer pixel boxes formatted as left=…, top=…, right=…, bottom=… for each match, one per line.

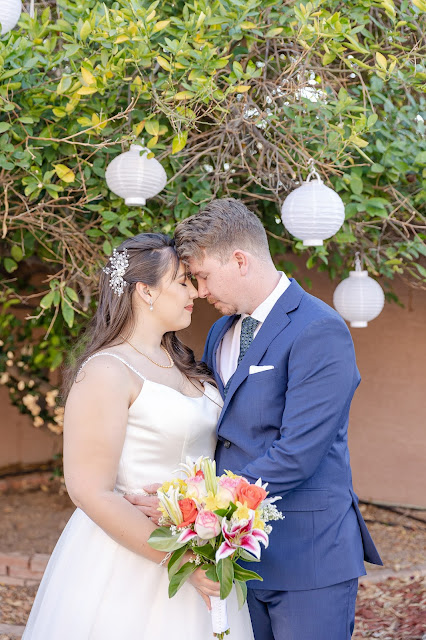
left=124, top=483, right=161, bottom=524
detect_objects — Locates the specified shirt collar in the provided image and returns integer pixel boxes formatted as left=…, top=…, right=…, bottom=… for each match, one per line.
left=242, top=272, right=291, bottom=324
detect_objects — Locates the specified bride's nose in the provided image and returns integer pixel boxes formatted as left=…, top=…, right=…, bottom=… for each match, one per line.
left=188, top=281, right=198, bottom=299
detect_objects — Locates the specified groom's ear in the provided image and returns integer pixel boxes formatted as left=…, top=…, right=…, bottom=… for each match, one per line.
left=233, top=250, right=249, bottom=276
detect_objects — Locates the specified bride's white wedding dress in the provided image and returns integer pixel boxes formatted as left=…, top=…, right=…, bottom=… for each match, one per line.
left=23, top=353, right=254, bottom=639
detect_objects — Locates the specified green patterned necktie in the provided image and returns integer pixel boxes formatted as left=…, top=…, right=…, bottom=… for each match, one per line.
left=224, top=316, right=260, bottom=397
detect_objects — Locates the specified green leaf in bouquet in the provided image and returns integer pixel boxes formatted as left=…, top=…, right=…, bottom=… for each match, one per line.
left=148, top=527, right=185, bottom=552
left=217, top=557, right=234, bottom=600
left=204, top=564, right=219, bottom=582
left=168, top=561, right=198, bottom=598
left=234, top=580, right=248, bottom=610
left=238, top=549, right=259, bottom=562
left=214, top=502, right=238, bottom=519
left=233, top=564, right=263, bottom=583
left=167, top=546, right=188, bottom=579
left=196, top=543, right=216, bottom=561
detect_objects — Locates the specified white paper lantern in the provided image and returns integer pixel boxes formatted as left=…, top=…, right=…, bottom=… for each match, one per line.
left=0, top=0, right=22, bottom=35
left=333, top=254, right=385, bottom=328
left=105, top=144, right=167, bottom=206
left=281, top=162, right=345, bottom=246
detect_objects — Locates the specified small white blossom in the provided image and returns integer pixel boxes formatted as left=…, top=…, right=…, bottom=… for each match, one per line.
left=256, top=61, right=265, bottom=68
left=223, top=163, right=230, bottom=171
left=203, top=164, right=214, bottom=173
left=265, top=95, right=273, bottom=105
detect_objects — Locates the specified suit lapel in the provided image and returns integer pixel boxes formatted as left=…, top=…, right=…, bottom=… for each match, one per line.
left=217, top=279, right=305, bottom=430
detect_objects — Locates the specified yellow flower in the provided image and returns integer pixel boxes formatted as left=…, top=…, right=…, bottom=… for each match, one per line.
left=223, top=470, right=241, bottom=479
left=253, top=510, right=265, bottom=530
left=234, top=501, right=250, bottom=521
left=204, top=491, right=229, bottom=512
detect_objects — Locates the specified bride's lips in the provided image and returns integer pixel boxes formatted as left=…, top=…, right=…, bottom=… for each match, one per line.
left=185, top=305, right=194, bottom=312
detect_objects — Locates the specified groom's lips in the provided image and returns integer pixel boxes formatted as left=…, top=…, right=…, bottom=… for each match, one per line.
left=184, top=305, right=194, bottom=312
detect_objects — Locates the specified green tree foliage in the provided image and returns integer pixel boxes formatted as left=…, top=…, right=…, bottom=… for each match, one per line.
left=0, top=0, right=425, bottom=432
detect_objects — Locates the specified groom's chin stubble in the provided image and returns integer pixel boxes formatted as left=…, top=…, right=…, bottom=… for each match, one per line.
left=208, top=299, right=237, bottom=315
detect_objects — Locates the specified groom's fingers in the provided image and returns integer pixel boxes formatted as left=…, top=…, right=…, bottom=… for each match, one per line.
left=142, top=483, right=161, bottom=494
left=196, top=588, right=211, bottom=610
left=124, top=493, right=160, bottom=518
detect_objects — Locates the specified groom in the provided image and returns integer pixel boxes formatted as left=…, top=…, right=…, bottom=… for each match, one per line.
left=172, top=198, right=382, bottom=640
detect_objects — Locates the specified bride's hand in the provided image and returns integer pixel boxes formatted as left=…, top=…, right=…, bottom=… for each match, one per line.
left=188, top=566, right=221, bottom=610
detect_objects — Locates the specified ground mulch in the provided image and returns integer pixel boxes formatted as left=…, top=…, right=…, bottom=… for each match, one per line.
left=0, top=487, right=424, bottom=638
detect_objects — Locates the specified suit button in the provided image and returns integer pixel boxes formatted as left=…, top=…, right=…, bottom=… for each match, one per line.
left=224, top=440, right=231, bottom=449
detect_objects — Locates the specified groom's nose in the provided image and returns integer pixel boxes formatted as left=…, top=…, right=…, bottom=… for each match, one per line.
left=197, top=280, right=208, bottom=298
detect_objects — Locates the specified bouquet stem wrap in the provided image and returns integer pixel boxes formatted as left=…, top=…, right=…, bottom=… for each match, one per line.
left=211, top=596, right=229, bottom=636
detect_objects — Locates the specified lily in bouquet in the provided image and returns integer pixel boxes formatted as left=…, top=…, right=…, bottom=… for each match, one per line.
left=148, top=456, right=283, bottom=639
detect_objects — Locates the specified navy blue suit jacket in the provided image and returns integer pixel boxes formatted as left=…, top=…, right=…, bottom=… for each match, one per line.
left=203, top=279, right=382, bottom=591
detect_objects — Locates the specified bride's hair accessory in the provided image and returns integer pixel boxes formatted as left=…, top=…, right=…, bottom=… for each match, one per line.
left=103, top=248, right=129, bottom=297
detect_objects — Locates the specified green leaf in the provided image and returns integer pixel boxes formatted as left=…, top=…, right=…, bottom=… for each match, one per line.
left=65, top=287, right=79, bottom=303
left=168, top=561, right=198, bottom=598
left=370, top=163, right=384, bottom=173
left=196, top=543, right=216, bottom=561
left=350, top=174, right=363, bottom=195
left=11, top=245, right=23, bottom=262
left=367, top=113, right=378, bottom=127
left=61, top=299, right=74, bottom=328
left=145, top=120, right=160, bottom=136
left=103, top=240, right=112, bottom=256
left=265, top=27, right=283, bottom=37
left=40, top=291, right=55, bottom=309
left=54, top=164, right=75, bottom=183
left=322, top=52, right=336, bottom=65
left=414, top=263, right=426, bottom=278
left=167, top=545, right=188, bottom=579
left=172, top=131, right=188, bottom=154
left=234, top=580, right=247, bottom=609
left=0, top=123, right=11, bottom=133
left=238, top=549, right=259, bottom=562
left=414, top=151, right=426, bottom=165
left=4, top=258, right=18, bottom=273
left=148, top=527, right=185, bottom=552
left=80, top=21, right=92, bottom=41
left=233, top=563, right=262, bottom=583
left=204, top=564, right=219, bottom=581
left=217, top=557, right=234, bottom=600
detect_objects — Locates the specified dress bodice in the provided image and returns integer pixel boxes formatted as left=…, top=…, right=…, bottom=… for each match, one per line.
left=80, top=352, right=222, bottom=493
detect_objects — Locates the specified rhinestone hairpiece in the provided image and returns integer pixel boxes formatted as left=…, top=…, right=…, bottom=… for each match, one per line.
left=103, top=248, right=129, bottom=297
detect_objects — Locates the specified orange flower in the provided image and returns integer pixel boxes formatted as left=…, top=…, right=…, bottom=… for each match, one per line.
left=236, top=480, right=267, bottom=510
left=177, top=498, right=198, bottom=528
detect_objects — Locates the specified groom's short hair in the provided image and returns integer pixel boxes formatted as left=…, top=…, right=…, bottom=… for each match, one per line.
left=174, top=198, right=270, bottom=263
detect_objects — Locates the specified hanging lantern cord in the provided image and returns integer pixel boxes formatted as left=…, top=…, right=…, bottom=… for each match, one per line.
left=306, top=158, right=322, bottom=183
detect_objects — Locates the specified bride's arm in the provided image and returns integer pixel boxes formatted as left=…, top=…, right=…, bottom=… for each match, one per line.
left=63, top=357, right=164, bottom=562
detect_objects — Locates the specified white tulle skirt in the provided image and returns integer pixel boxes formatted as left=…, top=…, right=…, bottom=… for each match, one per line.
left=23, top=508, right=254, bottom=640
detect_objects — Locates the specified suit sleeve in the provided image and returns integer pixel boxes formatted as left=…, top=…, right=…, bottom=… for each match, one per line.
left=239, top=316, right=360, bottom=495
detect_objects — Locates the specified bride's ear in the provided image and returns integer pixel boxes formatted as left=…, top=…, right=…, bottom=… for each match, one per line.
left=135, top=282, right=153, bottom=308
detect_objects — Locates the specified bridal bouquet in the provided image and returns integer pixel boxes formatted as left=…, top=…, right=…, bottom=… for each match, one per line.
left=148, top=456, right=283, bottom=639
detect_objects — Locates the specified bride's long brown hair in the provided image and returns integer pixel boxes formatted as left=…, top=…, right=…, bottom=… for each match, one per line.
left=62, top=233, right=213, bottom=399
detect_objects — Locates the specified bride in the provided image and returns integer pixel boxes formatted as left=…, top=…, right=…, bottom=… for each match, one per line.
left=23, top=233, right=254, bottom=639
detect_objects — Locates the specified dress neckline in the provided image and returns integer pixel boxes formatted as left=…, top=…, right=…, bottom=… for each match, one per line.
left=129, top=379, right=213, bottom=409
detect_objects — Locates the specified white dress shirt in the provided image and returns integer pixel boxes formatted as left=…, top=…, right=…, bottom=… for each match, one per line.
left=217, top=272, right=291, bottom=385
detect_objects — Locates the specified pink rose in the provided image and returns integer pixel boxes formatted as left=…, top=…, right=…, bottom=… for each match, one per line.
left=186, top=475, right=207, bottom=501
left=194, top=510, right=221, bottom=540
left=218, top=476, right=240, bottom=503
